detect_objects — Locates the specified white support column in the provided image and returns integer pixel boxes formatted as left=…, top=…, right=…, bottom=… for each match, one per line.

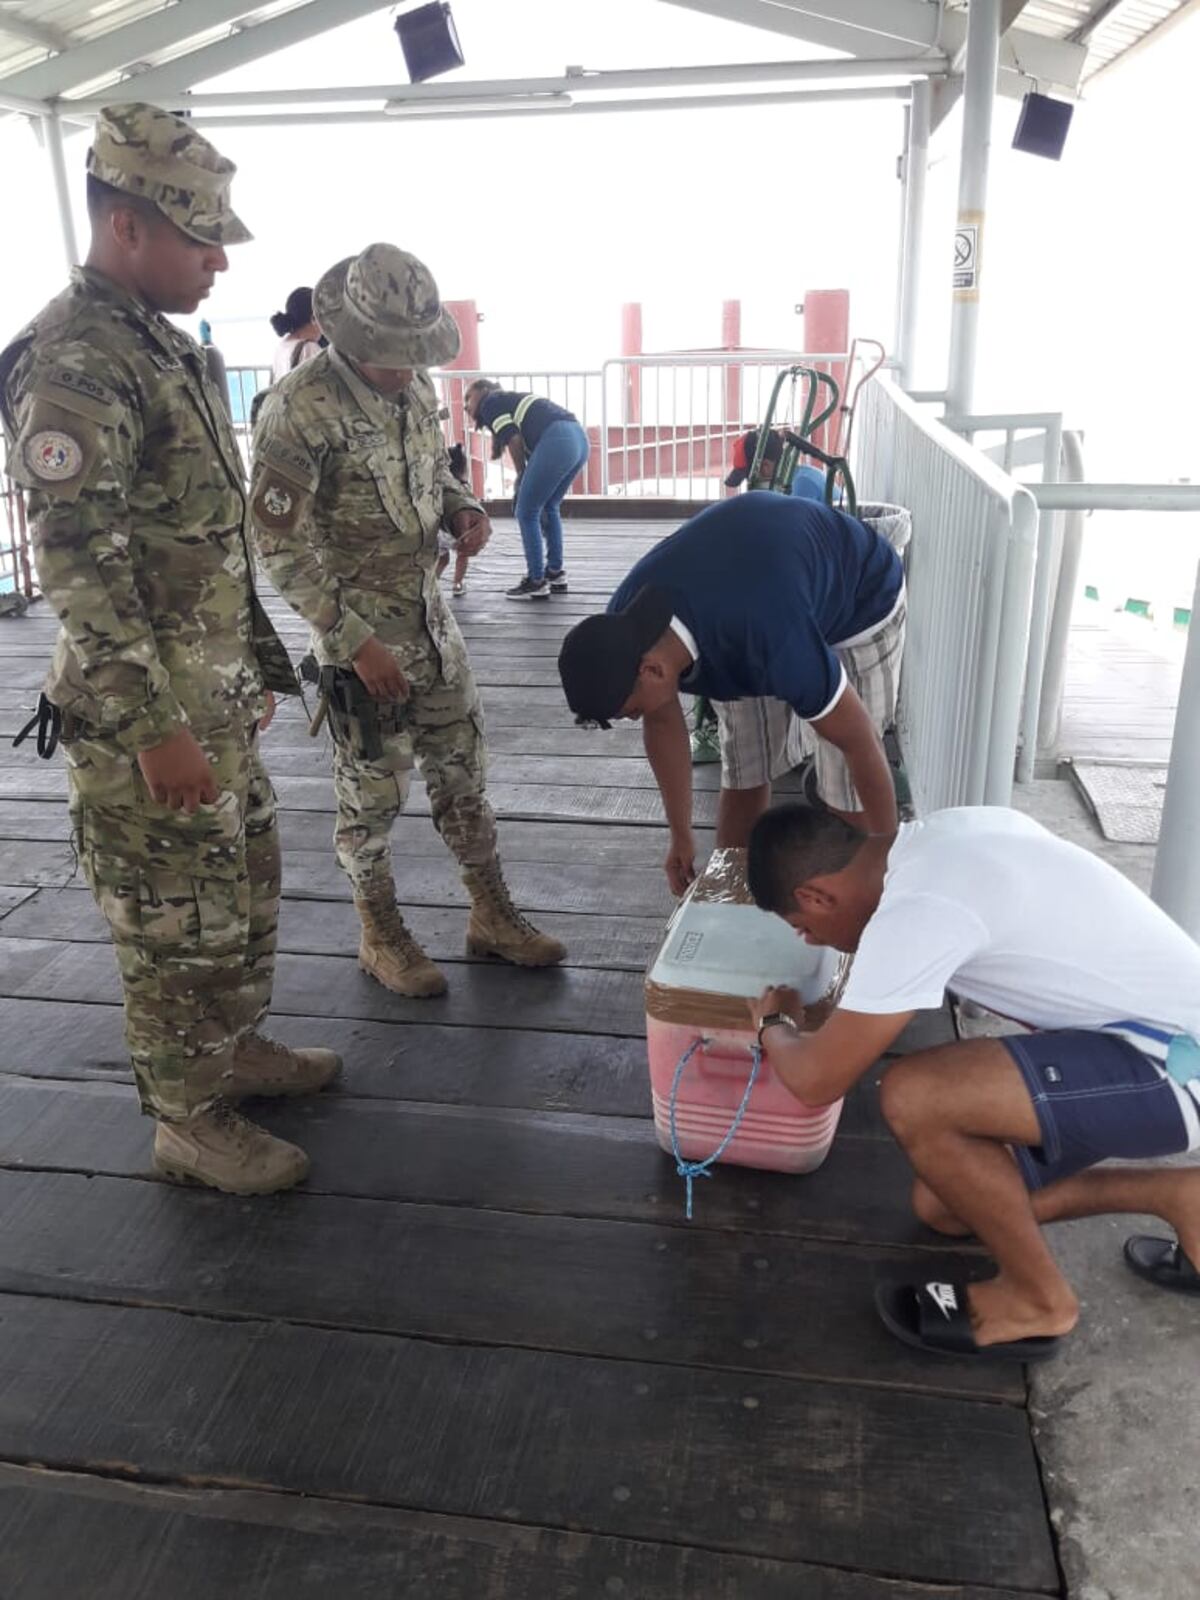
left=896, top=78, right=930, bottom=389
left=43, top=114, right=79, bottom=269
left=1151, top=559, right=1200, bottom=941
left=946, top=0, right=1001, bottom=415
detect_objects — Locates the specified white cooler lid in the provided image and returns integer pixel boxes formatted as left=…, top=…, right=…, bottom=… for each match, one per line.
left=648, top=900, right=839, bottom=1002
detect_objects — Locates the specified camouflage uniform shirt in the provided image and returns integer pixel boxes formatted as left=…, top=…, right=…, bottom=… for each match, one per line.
left=0, top=266, right=295, bottom=751
left=250, top=349, right=482, bottom=674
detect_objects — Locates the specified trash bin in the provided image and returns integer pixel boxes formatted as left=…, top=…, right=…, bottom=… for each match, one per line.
left=857, top=502, right=912, bottom=558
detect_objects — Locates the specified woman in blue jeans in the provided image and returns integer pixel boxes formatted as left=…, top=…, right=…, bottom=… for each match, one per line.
left=465, top=379, right=590, bottom=601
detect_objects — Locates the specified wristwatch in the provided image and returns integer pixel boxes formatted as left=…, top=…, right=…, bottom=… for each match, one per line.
left=756, top=1011, right=800, bottom=1049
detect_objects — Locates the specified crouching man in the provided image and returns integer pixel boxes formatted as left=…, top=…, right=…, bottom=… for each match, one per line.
left=745, top=802, right=1200, bottom=1362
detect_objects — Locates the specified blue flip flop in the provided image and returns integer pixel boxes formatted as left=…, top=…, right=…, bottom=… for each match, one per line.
left=875, top=1279, right=1062, bottom=1363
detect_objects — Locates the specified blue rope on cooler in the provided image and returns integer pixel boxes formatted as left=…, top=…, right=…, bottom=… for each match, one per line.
left=668, top=1037, right=762, bottom=1219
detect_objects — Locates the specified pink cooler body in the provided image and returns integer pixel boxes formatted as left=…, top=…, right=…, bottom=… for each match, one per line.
left=645, top=849, right=849, bottom=1176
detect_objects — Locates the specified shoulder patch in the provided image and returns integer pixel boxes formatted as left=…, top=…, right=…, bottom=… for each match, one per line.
left=254, top=433, right=320, bottom=491
left=251, top=472, right=307, bottom=535
left=29, top=364, right=123, bottom=427
left=25, top=429, right=85, bottom=482
left=8, top=406, right=103, bottom=504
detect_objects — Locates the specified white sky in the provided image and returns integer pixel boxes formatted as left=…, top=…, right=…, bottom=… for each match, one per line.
left=2, top=0, right=1199, bottom=488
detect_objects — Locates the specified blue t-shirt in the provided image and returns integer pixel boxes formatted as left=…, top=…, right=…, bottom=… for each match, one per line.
left=788, top=464, right=827, bottom=501
left=477, top=390, right=576, bottom=452
left=607, top=492, right=903, bottom=720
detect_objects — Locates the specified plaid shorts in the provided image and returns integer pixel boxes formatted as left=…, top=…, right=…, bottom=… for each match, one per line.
left=714, top=595, right=906, bottom=807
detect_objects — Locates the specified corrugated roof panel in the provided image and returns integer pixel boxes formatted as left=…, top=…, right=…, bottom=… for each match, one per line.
left=0, top=0, right=305, bottom=99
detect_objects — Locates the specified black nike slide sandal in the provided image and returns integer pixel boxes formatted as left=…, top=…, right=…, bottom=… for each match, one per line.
left=1123, top=1235, right=1200, bottom=1296
left=874, top=1279, right=1062, bottom=1363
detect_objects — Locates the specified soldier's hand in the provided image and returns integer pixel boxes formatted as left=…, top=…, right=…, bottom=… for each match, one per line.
left=352, top=635, right=408, bottom=701
left=450, top=507, right=491, bottom=557
left=138, top=728, right=220, bottom=814
left=258, top=691, right=276, bottom=734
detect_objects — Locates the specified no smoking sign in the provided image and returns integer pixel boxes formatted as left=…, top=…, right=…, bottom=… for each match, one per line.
left=953, top=222, right=979, bottom=292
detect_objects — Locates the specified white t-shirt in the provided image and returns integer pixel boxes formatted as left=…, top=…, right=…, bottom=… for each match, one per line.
left=840, top=808, right=1200, bottom=1135
left=271, top=337, right=322, bottom=383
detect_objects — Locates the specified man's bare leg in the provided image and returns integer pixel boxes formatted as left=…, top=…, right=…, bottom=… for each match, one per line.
left=716, top=782, right=772, bottom=848
left=881, top=1041, right=1081, bottom=1346
left=913, top=1165, right=1200, bottom=1269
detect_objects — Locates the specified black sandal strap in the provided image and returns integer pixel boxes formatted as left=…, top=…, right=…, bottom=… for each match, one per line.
left=915, top=1281, right=979, bottom=1354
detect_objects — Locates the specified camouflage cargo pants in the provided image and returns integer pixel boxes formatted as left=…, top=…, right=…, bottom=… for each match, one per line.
left=66, top=723, right=279, bottom=1122
left=332, top=642, right=497, bottom=891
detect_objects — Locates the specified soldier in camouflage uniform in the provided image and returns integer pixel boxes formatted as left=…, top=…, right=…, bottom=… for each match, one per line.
left=0, top=104, right=340, bottom=1195
left=250, top=243, right=566, bottom=995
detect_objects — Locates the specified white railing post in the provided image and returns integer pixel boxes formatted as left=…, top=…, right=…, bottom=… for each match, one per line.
left=987, top=487, right=1039, bottom=802
left=599, top=361, right=610, bottom=495
left=1016, top=415, right=1063, bottom=782
left=1151, top=557, right=1200, bottom=940
left=1033, top=431, right=1086, bottom=759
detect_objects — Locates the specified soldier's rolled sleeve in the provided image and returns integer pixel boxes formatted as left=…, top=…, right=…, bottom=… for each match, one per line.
left=9, top=354, right=186, bottom=750
left=250, top=412, right=374, bottom=664
left=440, top=470, right=484, bottom=531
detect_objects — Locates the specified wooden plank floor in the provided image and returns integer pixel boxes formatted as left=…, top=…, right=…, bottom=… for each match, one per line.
left=1058, top=611, right=1183, bottom=764
left=0, top=521, right=1060, bottom=1599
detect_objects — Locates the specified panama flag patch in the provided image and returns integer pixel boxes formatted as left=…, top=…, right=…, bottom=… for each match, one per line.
left=26, top=430, right=83, bottom=481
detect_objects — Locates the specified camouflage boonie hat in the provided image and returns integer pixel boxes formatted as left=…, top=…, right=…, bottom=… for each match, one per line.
left=87, top=102, right=251, bottom=246
left=313, top=243, right=460, bottom=368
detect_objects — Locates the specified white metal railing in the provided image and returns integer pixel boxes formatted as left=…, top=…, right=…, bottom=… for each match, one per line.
left=855, top=376, right=1038, bottom=812
left=1, top=482, right=35, bottom=601
left=1022, top=478, right=1200, bottom=941
left=947, top=411, right=1064, bottom=783
left=598, top=352, right=846, bottom=499
left=227, top=351, right=852, bottom=502
left=430, top=368, right=604, bottom=501
left=227, top=364, right=271, bottom=441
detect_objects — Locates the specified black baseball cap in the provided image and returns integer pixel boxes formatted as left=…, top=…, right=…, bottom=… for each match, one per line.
left=558, top=585, right=675, bottom=727
left=724, top=427, right=783, bottom=488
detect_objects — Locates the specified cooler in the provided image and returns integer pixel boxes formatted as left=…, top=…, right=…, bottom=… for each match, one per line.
left=646, top=848, right=850, bottom=1176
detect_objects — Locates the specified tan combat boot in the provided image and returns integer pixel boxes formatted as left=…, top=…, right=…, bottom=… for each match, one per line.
left=463, top=860, right=567, bottom=967
left=226, top=1032, right=342, bottom=1101
left=355, top=891, right=448, bottom=997
left=153, top=1100, right=309, bottom=1195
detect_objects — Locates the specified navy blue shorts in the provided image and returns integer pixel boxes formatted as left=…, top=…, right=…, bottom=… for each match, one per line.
left=1002, top=1029, right=1191, bottom=1191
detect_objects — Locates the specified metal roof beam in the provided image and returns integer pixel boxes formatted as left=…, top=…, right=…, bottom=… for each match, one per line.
left=656, top=0, right=923, bottom=58
left=661, top=2, right=1084, bottom=89
left=0, top=9, right=67, bottom=52
left=732, top=0, right=945, bottom=48
left=62, top=54, right=941, bottom=114
left=0, top=85, right=50, bottom=114
left=944, top=15, right=1086, bottom=88
left=186, top=83, right=912, bottom=128
left=1068, top=0, right=1125, bottom=46
left=0, top=0, right=265, bottom=100
left=81, top=0, right=394, bottom=105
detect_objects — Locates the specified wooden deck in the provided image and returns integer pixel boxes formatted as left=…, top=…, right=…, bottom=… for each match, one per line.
left=1058, top=610, right=1184, bottom=764
left=0, top=522, right=1059, bottom=1599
